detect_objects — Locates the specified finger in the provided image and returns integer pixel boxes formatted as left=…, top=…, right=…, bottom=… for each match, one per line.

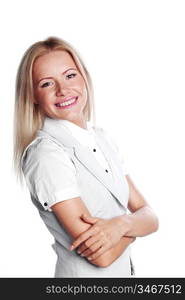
left=81, top=214, right=99, bottom=225
left=87, top=245, right=108, bottom=261
left=70, top=225, right=101, bottom=250
left=70, top=228, right=98, bottom=251
left=76, top=244, right=88, bottom=254
left=80, top=240, right=103, bottom=258
left=77, top=235, right=100, bottom=254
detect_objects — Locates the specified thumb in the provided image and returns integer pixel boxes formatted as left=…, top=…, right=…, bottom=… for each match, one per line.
left=81, top=214, right=98, bottom=224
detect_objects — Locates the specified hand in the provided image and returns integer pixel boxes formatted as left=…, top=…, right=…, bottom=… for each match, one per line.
left=70, top=214, right=129, bottom=261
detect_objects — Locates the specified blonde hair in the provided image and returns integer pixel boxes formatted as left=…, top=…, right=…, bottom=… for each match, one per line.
left=13, top=36, right=95, bottom=183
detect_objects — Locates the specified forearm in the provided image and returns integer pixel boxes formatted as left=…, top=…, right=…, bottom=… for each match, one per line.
left=119, top=206, right=159, bottom=237
left=90, top=236, right=135, bottom=267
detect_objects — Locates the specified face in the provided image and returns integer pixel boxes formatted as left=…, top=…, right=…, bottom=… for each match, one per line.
left=32, top=50, right=87, bottom=126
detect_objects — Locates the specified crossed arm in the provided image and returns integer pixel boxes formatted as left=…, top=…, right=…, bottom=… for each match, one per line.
left=51, top=175, right=159, bottom=267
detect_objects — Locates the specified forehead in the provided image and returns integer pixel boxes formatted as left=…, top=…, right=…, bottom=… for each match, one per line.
left=33, top=50, right=77, bottom=77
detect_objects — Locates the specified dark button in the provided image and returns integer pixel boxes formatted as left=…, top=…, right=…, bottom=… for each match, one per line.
left=105, top=169, right=108, bottom=173
left=44, top=202, right=48, bottom=206
left=93, top=148, right=96, bottom=152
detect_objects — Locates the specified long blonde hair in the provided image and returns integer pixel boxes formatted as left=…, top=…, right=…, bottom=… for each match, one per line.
left=13, top=36, right=95, bottom=183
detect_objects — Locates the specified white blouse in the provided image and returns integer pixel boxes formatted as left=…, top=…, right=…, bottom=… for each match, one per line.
left=22, top=119, right=128, bottom=212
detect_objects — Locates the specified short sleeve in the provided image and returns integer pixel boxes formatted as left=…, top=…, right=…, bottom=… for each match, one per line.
left=101, top=128, right=129, bottom=176
left=22, top=139, right=81, bottom=212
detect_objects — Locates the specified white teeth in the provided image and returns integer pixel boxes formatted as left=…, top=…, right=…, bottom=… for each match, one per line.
left=57, top=97, right=77, bottom=107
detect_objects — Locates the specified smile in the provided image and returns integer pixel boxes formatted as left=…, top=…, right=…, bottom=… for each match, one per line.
left=55, top=96, right=78, bottom=109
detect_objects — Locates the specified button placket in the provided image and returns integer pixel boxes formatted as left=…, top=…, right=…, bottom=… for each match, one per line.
left=92, top=147, right=111, bottom=175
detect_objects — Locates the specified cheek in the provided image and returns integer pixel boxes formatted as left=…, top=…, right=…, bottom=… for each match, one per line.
left=75, top=76, right=85, bottom=89
left=35, top=89, right=51, bottom=104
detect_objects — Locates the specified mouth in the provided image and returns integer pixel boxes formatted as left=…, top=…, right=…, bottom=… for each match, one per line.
left=55, top=96, right=78, bottom=109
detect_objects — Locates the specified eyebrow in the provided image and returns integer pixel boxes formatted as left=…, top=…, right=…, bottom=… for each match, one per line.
left=36, top=68, right=77, bottom=84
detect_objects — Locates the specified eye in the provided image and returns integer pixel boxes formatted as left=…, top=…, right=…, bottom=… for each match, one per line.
left=66, top=73, right=77, bottom=79
left=40, top=81, right=54, bottom=88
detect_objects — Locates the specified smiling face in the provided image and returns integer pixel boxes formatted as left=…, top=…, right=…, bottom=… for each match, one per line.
left=32, top=50, right=88, bottom=128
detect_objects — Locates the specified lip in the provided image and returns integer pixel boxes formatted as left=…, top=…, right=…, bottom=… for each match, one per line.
left=55, top=96, right=77, bottom=105
left=55, top=96, right=78, bottom=109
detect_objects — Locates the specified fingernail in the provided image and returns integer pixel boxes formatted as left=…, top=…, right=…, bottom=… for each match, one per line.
left=88, top=257, right=92, bottom=260
left=77, top=251, right=81, bottom=254
left=70, top=245, right=74, bottom=251
left=81, top=254, right=85, bottom=257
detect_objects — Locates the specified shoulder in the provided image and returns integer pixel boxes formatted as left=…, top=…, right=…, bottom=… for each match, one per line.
left=22, top=137, right=58, bottom=164
left=21, top=136, right=74, bottom=175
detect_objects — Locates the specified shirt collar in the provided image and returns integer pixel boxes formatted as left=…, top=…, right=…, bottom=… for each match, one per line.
left=43, top=117, right=95, bottom=147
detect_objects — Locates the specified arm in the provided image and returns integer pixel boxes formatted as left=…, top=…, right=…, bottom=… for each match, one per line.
left=120, top=175, right=159, bottom=237
left=51, top=197, right=134, bottom=268
left=90, top=236, right=135, bottom=267
left=70, top=175, right=159, bottom=261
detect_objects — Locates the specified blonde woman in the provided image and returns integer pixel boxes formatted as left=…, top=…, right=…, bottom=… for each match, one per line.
left=14, top=37, right=158, bottom=277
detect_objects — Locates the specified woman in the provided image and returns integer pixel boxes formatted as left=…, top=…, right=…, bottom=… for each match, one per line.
left=14, top=36, right=159, bottom=277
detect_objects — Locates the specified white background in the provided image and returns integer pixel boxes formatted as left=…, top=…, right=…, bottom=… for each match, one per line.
left=0, top=0, right=185, bottom=277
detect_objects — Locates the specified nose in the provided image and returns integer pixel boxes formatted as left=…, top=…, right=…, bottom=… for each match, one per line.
left=56, top=81, right=70, bottom=97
